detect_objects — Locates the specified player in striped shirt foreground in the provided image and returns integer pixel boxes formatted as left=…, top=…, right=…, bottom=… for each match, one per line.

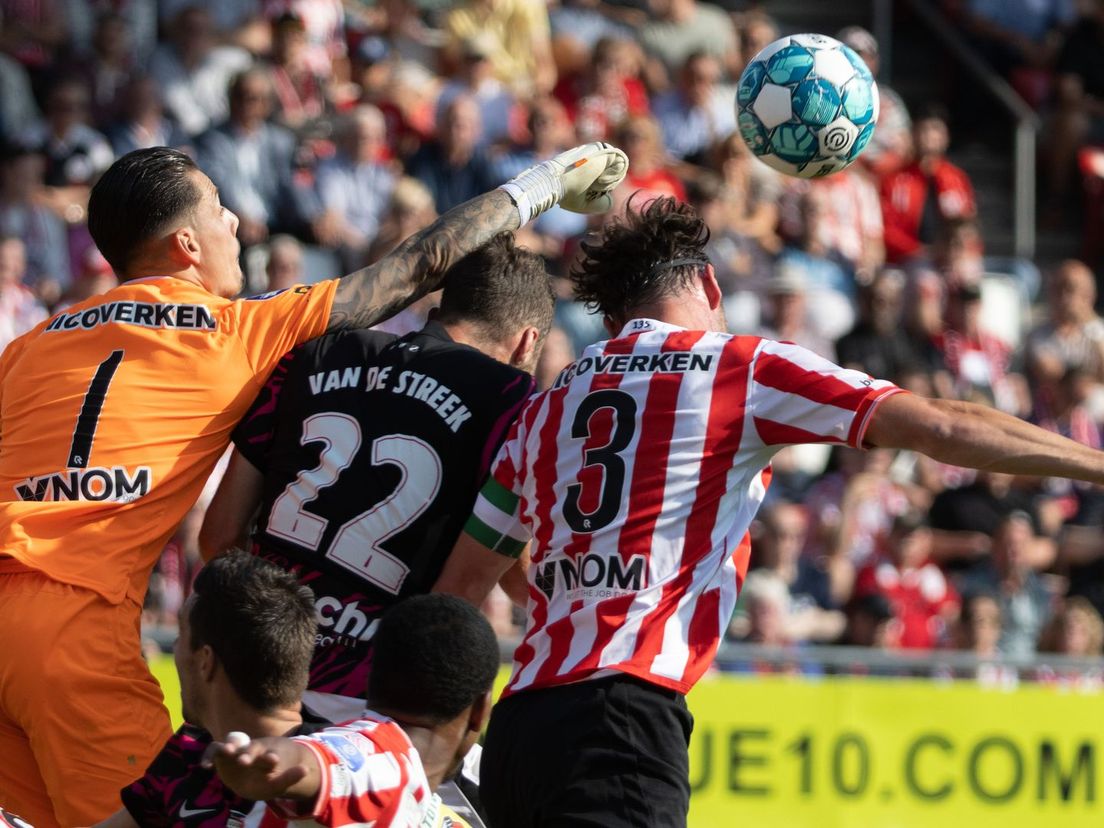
left=434, top=195, right=1104, bottom=827
left=208, top=592, right=499, bottom=828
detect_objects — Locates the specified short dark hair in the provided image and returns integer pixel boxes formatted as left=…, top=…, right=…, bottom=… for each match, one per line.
left=368, top=594, right=499, bottom=724
left=571, top=196, right=710, bottom=319
left=88, top=147, right=201, bottom=275
left=188, top=551, right=316, bottom=712
left=436, top=233, right=554, bottom=342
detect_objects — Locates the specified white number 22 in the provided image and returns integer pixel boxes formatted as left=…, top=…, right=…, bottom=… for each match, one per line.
left=266, top=413, right=442, bottom=594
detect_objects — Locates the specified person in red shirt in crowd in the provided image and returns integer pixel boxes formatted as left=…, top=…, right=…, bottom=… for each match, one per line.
left=880, top=105, right=976, bottom=265
left=614, top=115, right=685, bottom=205
left=854, top=510, right=960, bottom=650
left=556, top=37, right=649, bottom=143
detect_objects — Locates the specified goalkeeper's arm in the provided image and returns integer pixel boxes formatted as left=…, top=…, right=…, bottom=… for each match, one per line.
left=324, top=143, right=628, bottom=332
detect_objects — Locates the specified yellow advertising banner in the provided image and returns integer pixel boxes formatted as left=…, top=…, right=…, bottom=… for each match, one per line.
left=150, top=658, right=1102, bottom=827
left=685, top=674, right=1102, bottom=828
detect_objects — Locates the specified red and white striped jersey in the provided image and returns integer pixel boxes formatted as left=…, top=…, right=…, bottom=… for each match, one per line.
left=270, top=714, right=435, bottom=827
left=466, top=318, right=903, bottom=696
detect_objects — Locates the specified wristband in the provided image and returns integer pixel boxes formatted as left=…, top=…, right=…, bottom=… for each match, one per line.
left=499, top=162, right=564, bottom=227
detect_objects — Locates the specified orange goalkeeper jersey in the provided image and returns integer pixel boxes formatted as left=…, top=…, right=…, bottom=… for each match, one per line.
left=0, top=276, right=338, bottom=604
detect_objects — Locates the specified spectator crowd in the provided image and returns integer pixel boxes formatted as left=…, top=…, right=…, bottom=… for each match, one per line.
left=1, top=0, right=1104, bottom=684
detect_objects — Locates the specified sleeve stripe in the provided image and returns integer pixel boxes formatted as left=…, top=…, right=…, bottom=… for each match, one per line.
left=481, top=476, right=520, bottom=516
left=464, top=514, right=526, bottom=558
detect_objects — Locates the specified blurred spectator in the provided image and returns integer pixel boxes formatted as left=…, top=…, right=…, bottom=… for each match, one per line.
left=960, top=511, right=1055, bottom=658
left=758, top=266, right=836, bottom=361
left=373, top=0, right=444, bottom=72
left=688, top=174, right=769, bottom=331
left=265, top=11, right=331, bottom=132
left=854, top=511, right=960, bottom=650
left=0, top=144, right=70, bottom=290
left=445, top=0, right=556, bottom=97
left=837, top=25, right=911, bottom=177
left=0, top=53, right=39, bottom=143
left=0, top=236, right=47, bottom=349
left=437, top=32, right=518, bottom=149
left=64, top=0, right=158, bottom=66
left=0, top=0, right=67, bottom=75
left=615, top=116, right=686, bottom=205
left=730, top=570, right=793, bottom=647
left=880, top=106, right=977, bottom=264
left=197, top=68, right=298, bottom=247
left=407, top=94, right=498, bottom=214
left=1025, top=260, right=1104, bottom=418
left=309, top=105, right=396, bottom=270
left=148, top=6, right=253, bottom=137
left=105, top=77, right=191, bottom=157
left=954, top=591, right=1018, bottom=686
left=56, top=245, right=117, bottom=309
left=1037, top=595, right=1104, bottom=657
left=365, top=176, right=437, bottom=263
left=158, top=0, right=263, bottom=36
left=774, top=186, right=856, bottom=342
left=752, top=501, right=845, bottom=642
left=836, top=268, right=922, bottom=383
left=263, top=0, right=347, bottom=81
left=934, top=283, right=1019, bottom=412
left=60, top=12, right=136, bottom=127
left=736, top=9, right=780, bottom=68
left=711, top=132, right=782, bottom=255
left=1032, top=367, right=1102, bottom=454
left=1047, top=2, right=1104, bottom=207
left=496, top=98, right=586, bottom=262
left=841, top=592, right=896, bottom=649
left=560, top=36, right=649, bottom=144
left=21, top=77, right=114, bottom=189
left=638, top=0, right=739, bottom=87
left=781, top=169, right=884, bottom=282
left=929, top=471, right=1059, bottom=571
left=652, top=52, right=735, bottom=165
left=264, top=234, right=304, bottom=291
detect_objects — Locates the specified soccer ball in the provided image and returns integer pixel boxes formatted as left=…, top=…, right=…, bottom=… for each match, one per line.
left=736, top=33, right=879, bottom=178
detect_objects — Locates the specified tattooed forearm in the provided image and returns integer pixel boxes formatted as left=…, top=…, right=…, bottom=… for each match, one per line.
left=326, top=189, right=520, bottom=331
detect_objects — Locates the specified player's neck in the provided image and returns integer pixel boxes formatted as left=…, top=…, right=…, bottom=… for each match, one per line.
left=123, top=254, right=206, bottom=291
left=438, top=319, right=513, bottom=366
left=204, top=699, right=304, bottom=742
left=618, top=296, right=723, bottom=335
left=401, top=725, right=460, bottom=790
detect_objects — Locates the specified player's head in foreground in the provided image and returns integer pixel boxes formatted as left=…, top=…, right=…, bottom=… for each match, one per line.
left=88, top=147, right=244, bottom=297
left=431, top=232, right=555, bottom=374
left=175, top=551, right=316, bottom=733
left=571, top=195, right=725, bottom=336
left=367, top=593, right=500, bottom=782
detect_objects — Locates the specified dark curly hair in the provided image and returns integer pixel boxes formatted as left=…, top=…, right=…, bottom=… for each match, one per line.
left=570, top=195, right=711, bottom=320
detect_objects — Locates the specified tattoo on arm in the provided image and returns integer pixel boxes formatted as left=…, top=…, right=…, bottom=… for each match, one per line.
left=326, top=189, right=520, bottom=331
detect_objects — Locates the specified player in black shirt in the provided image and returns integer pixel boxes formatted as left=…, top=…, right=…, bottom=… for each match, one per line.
left=200, top=234, right=554, bottom=721
left=92, top=552, right=325, bottom=828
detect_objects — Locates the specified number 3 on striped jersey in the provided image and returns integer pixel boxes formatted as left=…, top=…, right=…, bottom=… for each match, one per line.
left=564, top=389, right=637, bottom=533
left=266, top=413, right=442, bottom=594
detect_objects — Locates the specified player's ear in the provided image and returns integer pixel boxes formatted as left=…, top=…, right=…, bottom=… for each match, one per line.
left=197, top=644, right=218, bottom=683
left=602, top=314, right=620, bottom=337
left=467, top=689, right=493, bottom=735
left=170, top=226, right=202, bottom=267
left=509, top=325, right=540, bottom=370
left=701, top=263, right=722, bottom=311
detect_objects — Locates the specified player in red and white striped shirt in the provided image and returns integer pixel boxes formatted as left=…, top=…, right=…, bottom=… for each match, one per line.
left=211, top=594, right=498, bottom=828
left=435, top=196, right=1104, bottom=827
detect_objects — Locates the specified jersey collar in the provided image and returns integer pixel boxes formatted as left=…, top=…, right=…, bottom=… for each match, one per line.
left=616, top=318, right=689, bottom=338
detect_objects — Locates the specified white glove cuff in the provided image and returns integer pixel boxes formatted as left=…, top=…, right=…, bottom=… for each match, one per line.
left=499, top=162, right=564, bottom=227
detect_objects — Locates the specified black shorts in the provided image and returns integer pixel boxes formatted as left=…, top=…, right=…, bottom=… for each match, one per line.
left=479, top=674, right=693, bottom=828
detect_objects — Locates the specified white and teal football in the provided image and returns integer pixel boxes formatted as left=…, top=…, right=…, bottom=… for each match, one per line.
left=736, top=33, right=879, bottom=178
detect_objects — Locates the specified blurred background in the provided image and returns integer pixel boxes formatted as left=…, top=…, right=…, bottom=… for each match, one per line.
left=3, top=0, right=1103, bottom=824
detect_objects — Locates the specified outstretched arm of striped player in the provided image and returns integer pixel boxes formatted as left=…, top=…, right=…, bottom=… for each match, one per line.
left=866, top=393, right=1104, bottom=483
left=325, top=143, right=628, bottom=331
